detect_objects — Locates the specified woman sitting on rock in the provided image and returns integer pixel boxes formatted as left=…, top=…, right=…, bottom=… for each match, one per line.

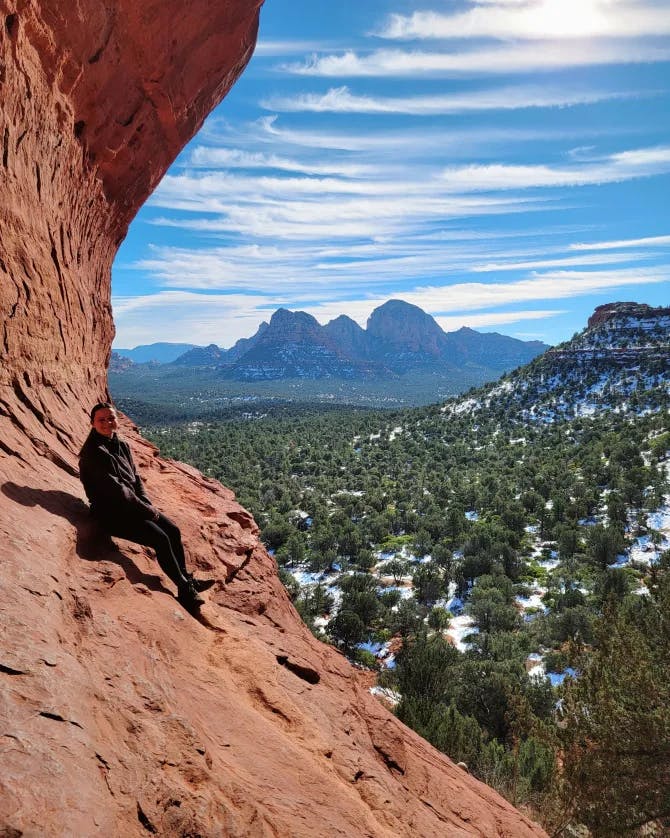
left=79, top=402, right=214, bottom=612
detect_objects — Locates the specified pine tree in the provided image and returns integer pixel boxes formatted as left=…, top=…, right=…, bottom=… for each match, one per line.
left=558, top=581, right=670, bottom=835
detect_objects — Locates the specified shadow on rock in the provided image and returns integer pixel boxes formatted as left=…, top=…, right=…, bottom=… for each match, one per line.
left=1, top=482, right=171, bottom=595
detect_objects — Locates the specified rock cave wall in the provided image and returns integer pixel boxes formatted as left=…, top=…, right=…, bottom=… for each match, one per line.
left=0, top=3, right=547, bottom=835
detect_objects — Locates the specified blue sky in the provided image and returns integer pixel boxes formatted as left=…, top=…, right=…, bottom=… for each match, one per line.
left=112, top=0, right=670, bottom=349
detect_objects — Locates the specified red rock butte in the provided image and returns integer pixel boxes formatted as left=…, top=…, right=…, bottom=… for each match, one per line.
left=0, top=3, right=547, bottom=835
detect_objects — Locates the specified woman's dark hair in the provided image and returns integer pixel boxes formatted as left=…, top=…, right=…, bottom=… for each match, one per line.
left=90, top=402, right=115, bottom=422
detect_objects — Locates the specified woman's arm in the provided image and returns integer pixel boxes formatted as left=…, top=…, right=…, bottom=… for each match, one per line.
left=121, top=440, right=152, bottom=504
left=80, top=444, right=156, bottom=519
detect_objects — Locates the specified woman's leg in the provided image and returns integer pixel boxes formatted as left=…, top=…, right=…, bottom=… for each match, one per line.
left=153, top=512, right=189, bottom=576
left=153, top=513, right=216, bottom=592
left=101, top=516, right=191, bottom=590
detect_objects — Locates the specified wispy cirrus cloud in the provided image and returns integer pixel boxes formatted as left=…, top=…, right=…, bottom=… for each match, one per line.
left=253, top=39, right=328, bottom=56
left=434, top=309, right=565, bottom=331
left=128, top=226, right=668, bottom=298
left=571, top=233, right=670, bottom=250
left=470, top=251, right=651, bottom=272
left=132, top=226, right=548, bottom=291
left=282, top=43, right=670, bottom=77
left=438, top=145, right=670, bottom=191
left=150, top=143, right=670, bottom=249
left=377, top=1, right=670, bottom=40
left=261, top=84, right=631, bottom=115
left=149, top=166, right=543, bottom=243
left=188, top=146, right=374, bottom=176
left=191, top=115, right=630, bottom=167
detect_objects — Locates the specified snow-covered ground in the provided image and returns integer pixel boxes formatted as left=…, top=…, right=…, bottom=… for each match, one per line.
left=527, top=653, right=545, bottom=679
left=369, top=685, right=401, bottom=706
left=527, top=655, right=576, bottom=687
left=529, top=538, right=560, bottom=570
left=383, top=585, right=415, bottom=602
left=516, top=591, right=546, bottom=616
left=358, top=639, right=396, bottom=669
left=613, top=478, right=670, bottom=566
left=289, top=568, right=329, bottom=587
left=447, top=615, right=478, bottom=652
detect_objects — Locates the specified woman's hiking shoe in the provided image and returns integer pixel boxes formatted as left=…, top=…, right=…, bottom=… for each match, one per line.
left=189, top=575, right=216, bottom=593
left=177, top=583, right=205, bottom=611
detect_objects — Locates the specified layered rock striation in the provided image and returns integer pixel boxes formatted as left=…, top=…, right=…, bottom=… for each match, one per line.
left=0, top=3, right=546, bottom=835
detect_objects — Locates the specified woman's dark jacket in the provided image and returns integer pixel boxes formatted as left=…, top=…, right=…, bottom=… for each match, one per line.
left=79, top=430, right=154, bottom=521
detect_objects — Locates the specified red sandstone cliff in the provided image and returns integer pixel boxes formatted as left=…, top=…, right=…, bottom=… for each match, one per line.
left=0, top=3, right=547, bottom=835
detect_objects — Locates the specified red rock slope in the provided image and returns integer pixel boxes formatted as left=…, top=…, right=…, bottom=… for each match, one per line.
left=0, top=3, right=547, bottom=835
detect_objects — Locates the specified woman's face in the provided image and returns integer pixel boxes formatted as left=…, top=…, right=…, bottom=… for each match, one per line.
left=92, top=407, right=118, bottom=438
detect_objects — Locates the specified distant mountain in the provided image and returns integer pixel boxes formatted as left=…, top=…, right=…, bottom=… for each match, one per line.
left=225, top=320, right=269, bottom=362
left=168, top=300, right=549, bottom=383
left=173, top=344, right=229, bottom=367
left=367, top=299, right=450, bottom=362
left=113, top=300, right=550, bottom=400
left=448, top=302, right=670, bottom=422
left=366, top=300, right=546, bottom=374
left=115, top=342, right=198, bottom=363
left=109, top=351, right=135, bottom=373
left=219, top=308, right=379, bottom=380
left=322, top=315, right=381, bottom=362
left=442, top=327, right=549, bottom=373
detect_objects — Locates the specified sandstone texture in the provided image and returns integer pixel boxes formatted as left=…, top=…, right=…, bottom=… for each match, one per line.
left=0, top=3, right=547, bottom=836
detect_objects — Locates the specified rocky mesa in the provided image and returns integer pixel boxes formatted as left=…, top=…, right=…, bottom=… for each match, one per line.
left=0, top=3, right=546, bottom=835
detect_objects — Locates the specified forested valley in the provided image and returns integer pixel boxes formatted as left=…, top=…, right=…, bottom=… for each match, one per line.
left=115, top=373, right=670, bottom=838
left=112, top=296, right=670, bottom=838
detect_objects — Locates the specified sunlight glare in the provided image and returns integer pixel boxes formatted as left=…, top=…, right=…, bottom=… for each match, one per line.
left=527, top=0, right=609, bottom=37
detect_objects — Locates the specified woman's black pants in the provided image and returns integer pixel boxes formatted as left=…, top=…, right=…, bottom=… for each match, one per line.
left=99, top=511, right=191, bottom=590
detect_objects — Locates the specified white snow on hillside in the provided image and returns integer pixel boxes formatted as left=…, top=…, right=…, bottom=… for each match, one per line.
left=441, top=306, right=669, bottom=424
left=447, top=615, right=478, bottom=652
left=369, top=686, right=401, bottom=706
left=617, top=485, right=670, bottom=566
left=516, top=592, right=546, bottom=615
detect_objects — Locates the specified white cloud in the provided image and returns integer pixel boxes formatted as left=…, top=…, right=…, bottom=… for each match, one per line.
left=262, top=84, right=628, bottom=115
left=571, top=233, right=670, bottom=250
left=188, top=146, right=373, bottom=176
left=433, top=309, right=565, bottom=330
left=148, top=143, right=670, bottom=246
left=148, top=195, right=542, bottom=244
left=197, top=114, right=621, bottom=160
left=378, top=1, right=670, bottom=40
left=613, top=146, right=670, bottom=167
left=470, top=251, right=650, bottom=272
left=253, top=39, right=327, bottom=56
left=132, top=223, right=547, bottom=291
left=400, top=266, right=670, bottom=312
left=112, top=291, right=278, bottom=348
left=283, top=42, right=670, bottom=76
left=148, top=166, right=542, bottom=244
left=439, top=145, right=670, bottom=191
